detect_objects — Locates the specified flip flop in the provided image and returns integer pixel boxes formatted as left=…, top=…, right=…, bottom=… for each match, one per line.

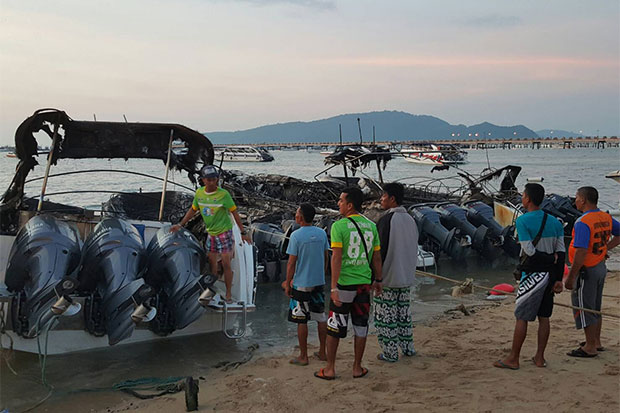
left=314, top=368, right=335, bottom=380
left=289, top=358, right=309, bottom=366
left=531, top=357, right=547, bottom=368
left=567, top=348, right=597, bottom=358
left=580, top=342, right=605, bottom=352
left=377, top=353, right=397, bottom=362
left=493, top=360, right=519, bottom=370
left=353, top=367, right=369, bottom=378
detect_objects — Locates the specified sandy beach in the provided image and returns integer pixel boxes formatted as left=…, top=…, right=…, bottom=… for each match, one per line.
left=97, top=268, right=620, bottom=413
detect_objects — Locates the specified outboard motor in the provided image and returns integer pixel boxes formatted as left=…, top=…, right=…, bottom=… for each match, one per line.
left=143, top=226, right=217, bottom=336
left=78, top=218, right=155, bottom=345
left=435, top=203, right=488, bottom=254
left=251, top=223, right=286, bottom=262
left=251, top=223, right=287, bottom=282
left=5, top=215, right=81, bottom=338
left=545, top=194, right=581, bottom=234
left=409, top=205, right=468, bottom=261
left=463, top=201, right=520, bottom=258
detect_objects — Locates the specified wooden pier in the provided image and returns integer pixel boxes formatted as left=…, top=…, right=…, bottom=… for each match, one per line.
left=220, top=136, right=620, bottom=151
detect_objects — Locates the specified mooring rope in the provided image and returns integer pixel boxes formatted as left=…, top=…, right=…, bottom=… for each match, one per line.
left=415, top=269, right=620, bottom=319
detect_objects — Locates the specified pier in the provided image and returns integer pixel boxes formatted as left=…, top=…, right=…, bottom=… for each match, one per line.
left=222, top=136, right=619, bottom=151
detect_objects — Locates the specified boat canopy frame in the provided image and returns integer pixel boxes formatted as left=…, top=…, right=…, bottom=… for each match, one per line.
left=1, top=108, right=214, bottom=233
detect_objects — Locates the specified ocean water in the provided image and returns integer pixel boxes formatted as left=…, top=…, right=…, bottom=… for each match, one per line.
left=0, top=147, right=619, bottom=411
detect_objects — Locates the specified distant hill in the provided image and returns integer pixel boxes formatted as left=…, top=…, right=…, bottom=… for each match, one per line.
left=205, top=111, right=538, bottom=144
left=536, top=129, right=584, bottom=138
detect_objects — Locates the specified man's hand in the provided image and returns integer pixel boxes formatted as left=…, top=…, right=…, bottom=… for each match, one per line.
left=553, top=281, right=563, bottom=294
left=564, top=276, right=575, bottom=290
left=170, top=224, right=182, bottom=233
left=330, top=290, right=341, bottom=307
left=284, top=284, right=291, bottom=298
left=242, top=234, right=252, bottom=244
left=372, top=281, right=383, bottom=296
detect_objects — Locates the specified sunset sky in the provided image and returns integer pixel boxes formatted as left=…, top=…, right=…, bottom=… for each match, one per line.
left=0, top=0, right=618, bottom=144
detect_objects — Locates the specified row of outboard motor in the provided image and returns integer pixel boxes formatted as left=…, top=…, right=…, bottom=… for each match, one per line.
left=5, top=215, right=218, bottom=345
left=409, top=200, right=520, bottom=261
left=250, top=201, right=520, bottom=281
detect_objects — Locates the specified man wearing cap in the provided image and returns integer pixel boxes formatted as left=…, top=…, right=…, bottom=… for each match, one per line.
left=172, top=165, right=250, bottom=303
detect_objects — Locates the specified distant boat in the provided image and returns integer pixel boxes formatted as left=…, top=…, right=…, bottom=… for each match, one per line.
left=6, top=152, right=16, bottom=158
left=401, top=144, right=468, bottom=165
left=214, top=145, right=274, bottom=162
left=606, top=170, right=620, bottom=184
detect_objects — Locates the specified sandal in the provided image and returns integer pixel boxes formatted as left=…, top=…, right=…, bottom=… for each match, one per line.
left=314, top=368, right=335, bottom=380
left=567, top=348, right=597, bottom=358
left=353, top=367, right=369, bottom=378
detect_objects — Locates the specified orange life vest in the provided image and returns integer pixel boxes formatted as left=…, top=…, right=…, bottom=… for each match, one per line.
left=568, top=210, right=613, bottom=267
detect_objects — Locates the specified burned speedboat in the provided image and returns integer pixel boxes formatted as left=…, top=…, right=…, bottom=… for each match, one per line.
left=0, top=109, right=256, bottom=354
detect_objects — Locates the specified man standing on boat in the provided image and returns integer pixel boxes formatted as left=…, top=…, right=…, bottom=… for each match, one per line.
left=375, top=182, right=418, bottom=362
left=494, top=183, right=565, bottom=370
left=315, top=187, right=382, bottom=380
left=564, top=186, right=620, bottom=357
left=284, top=204, right=330, bottom=366
left=171, top=165, right=250, bottom=303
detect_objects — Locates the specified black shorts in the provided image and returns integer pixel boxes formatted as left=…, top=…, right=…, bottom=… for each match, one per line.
left=537, top=281, right=554, bottom=318
left=326, top=284, right=371, bottom=338
left=288, top=286, right=326, bottom=324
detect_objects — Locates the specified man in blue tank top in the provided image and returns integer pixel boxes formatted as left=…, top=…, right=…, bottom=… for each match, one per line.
left=284, top=204, right=330, bottom=366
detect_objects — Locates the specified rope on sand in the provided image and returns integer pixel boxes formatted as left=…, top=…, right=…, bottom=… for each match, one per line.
left=415, top=270, right=620, bottom=319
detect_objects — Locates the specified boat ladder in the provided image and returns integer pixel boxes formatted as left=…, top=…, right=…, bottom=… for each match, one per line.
left=221, top=301, right=247, bottom=339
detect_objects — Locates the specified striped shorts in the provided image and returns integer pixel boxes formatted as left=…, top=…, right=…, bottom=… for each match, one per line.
left=206, top=230, right=234, bottom=254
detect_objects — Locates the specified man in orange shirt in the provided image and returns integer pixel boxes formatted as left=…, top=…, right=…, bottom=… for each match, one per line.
left=564, top=186, right=620, bottom=357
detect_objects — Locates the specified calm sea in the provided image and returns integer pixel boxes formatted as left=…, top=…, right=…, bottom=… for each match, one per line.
left=1, top=147, right=618, bottom=411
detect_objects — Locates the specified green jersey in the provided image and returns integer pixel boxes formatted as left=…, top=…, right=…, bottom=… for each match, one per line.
left=330, top=214, right=380, bottom=286
left=192, top=187, right=236, bottom=235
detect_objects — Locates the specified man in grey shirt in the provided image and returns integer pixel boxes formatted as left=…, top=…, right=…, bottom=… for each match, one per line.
left=374, top=182, right=419, bottom=362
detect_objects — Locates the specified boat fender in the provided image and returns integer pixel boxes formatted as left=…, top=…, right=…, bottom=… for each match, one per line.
left=489, top=283, right=515, bottom=295
left=526, top=177, right=544, bottom=182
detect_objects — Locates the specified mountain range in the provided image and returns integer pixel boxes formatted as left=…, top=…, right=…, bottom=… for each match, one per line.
left=205, top=110, right=541, bottom=144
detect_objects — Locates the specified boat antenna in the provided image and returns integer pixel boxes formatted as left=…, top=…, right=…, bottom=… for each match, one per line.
left=123, top=114, right=128, bottom=123
left=373, top=125, right=376, bottom=145
left=339, top=123, right=342, bottom=145
left=93, top=114, right=97, bottom=121
left=357, top=118, right=363, bottom=145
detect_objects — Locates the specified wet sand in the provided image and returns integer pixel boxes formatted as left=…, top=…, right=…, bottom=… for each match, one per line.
left=101, top=269, right=620, bottom=413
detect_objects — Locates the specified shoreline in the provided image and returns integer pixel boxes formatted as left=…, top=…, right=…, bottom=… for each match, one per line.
left=98, top=270, right=620, bottom=413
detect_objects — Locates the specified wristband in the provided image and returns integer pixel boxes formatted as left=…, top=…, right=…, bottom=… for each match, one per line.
left=375, top=279, right=383, bottom=282
left=331, top=288, right=338, bottom=293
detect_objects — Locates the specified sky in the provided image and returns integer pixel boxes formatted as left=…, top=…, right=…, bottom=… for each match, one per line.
left=0, top=0, right=618, bottom=145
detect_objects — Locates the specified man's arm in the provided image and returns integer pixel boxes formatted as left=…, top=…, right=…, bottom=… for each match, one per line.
left=170, top=206, right=199, bottom=232
left=608, top=218, right=620, bottom=251
left=285, top=255, right=297, bottom=297
left=565, top=248, right=587, bottom=290
left=324, top=250, right=330, bottom=275
left=330, top=248, right=342, bottom=306
left=608, top=236, right=620, bottom=251
left=231, top=210, right=252, bottom=243
left=371, top=251, right=383, bottom=295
